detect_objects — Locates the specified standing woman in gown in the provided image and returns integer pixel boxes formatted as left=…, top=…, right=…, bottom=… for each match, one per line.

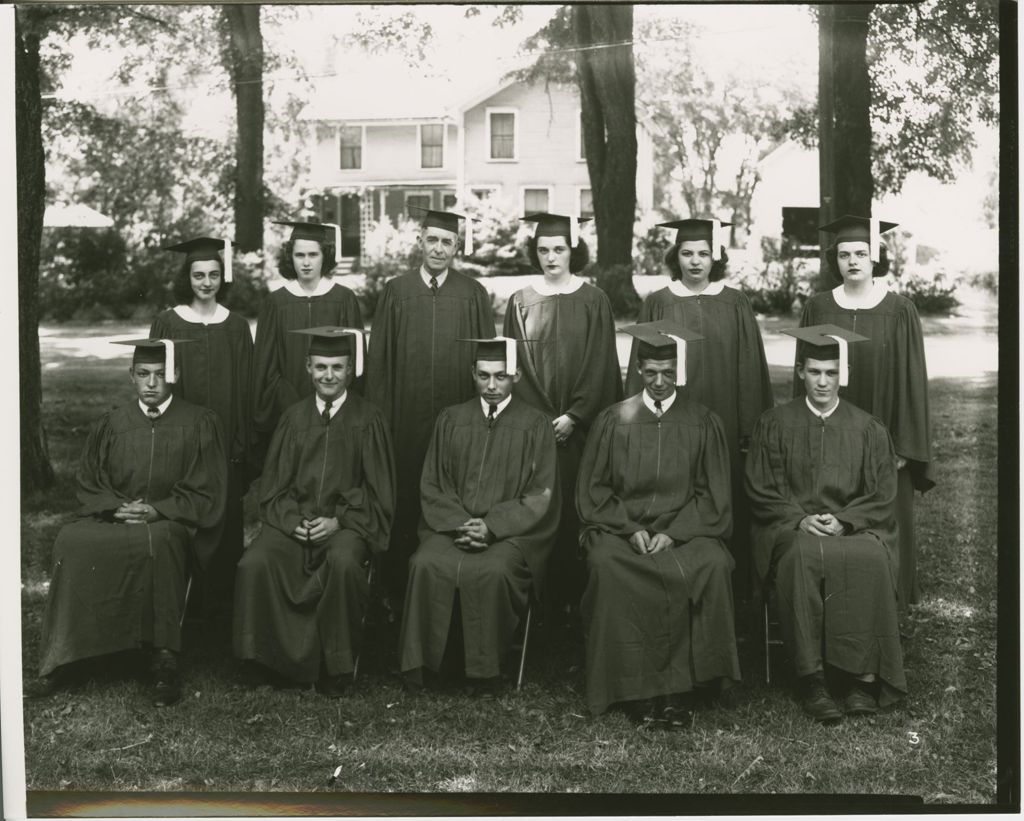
left=502, top=213, right=623, bottom=621
left=797, top=215, right=933, bottom=608
left=150, top=236, right=252, bottom=620
left=252, top=221, right=363, bottom=462
left=625, top=218, right=773, bottom=601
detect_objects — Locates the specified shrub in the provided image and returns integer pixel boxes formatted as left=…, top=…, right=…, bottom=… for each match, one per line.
left=354, top=217, right=420, bottom=321
left=39, top=227, right=132, bottom=321
left=731, top=237, right=815, bottom=316
left=633, top=223, right=671, bottom=277
left=895, top=270, right=962, bottom=315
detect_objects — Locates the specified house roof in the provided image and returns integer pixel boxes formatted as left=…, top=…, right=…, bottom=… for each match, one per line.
left=44, top=203, right=114, bottom=229
left=301, top=60, right=533, bottom=123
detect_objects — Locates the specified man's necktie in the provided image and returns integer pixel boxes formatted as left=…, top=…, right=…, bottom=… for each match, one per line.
left=487, top=403, right=496, bottom=428
left=654, top=400, right=663, bottom=418
left=322, top=399, right=333, bottom=426
left=146, top=407, right=160, bottom=420
left=429, top=276, right=439, bottom=296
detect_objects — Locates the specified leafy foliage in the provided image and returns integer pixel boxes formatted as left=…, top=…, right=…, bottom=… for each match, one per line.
left=635, top=18, right=811, bottom=243
left=731, top=238, right=815, bottom=317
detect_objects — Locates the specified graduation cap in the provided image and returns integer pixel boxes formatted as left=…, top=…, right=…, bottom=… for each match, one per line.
left=657, top=218, right=731, bottom=261
left=620, top=321, right=703, bottom=386
left=408, top=206, right=478, bottom=255
left=521, top=212, right=590, bottom=249
left=112, top=338, right=195, bottom=384
left=289, top=326, right=365, bottom=376
left=460, top=337, right=519, bottom=374
left=818, top=215, right=898, bottom=264
left=164, top=236, right=238, bottom=282
left=782, top=324, right=869, bottom=387
left=273, top=220, right=342, bottom=256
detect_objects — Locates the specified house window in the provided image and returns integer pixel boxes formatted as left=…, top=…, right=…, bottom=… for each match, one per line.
left=522, top=187, right=550, bottom=216
left=406, top=194, right=432, bottom=216
left=578, top=187, right=594, bottom=219
left=420, top=124, right=444, bottom=169
left=487, top=108, right=517, bottom=161
left=339, top=126, right=362, bottom=170
left=441, top=192, right=457, bottom=210
left=781, top=206, right=820, bottom=258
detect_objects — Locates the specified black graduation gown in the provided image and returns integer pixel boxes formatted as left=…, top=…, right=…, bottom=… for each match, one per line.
left=797, top=288, right=933, bottom=606
left=252, top=280, right=363, bottom=447
left=745, top=398, right=905, bottom=703
left=399, top=396, right=559, bottom=678
left=502, top=279, right=623, bottom=608
left=39, top=399, right=226, bottom=675
left=625, top=284, right=773, bottom=597
left=576, top=394, right=739, bottom=714
left=365, top=269, right=494, bottom=594
left=150, top=306, right=253, bottom=611
left=233, top=393, right=395, bottom=681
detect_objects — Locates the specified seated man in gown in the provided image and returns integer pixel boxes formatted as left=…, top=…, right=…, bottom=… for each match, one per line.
left=576, top=321, right=740, bottom=728
left=399, top=337, right=559, bottom=694
left=745, top=324, right=905, bottom=723
left=234, top=327, right=394, bottom=697
left=35, top=338, right=227, bottom=707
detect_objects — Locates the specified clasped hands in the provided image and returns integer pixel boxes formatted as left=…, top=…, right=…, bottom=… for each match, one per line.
left=293, top=516, right=340, bottom=545
left=799, top=513, right=847, bottom=537
left=629, top=530, right=675, bottom=555
left=113, top=498, right=161, bottom=524
left=552, top=414, right=575, bottom=445
left=455, top=518, right=493, bottom=551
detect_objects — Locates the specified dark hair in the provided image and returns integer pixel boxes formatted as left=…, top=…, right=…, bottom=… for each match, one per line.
left=276, top=238, right=337, bottom=280
left=172, top=258, right=230, bottom=305
left=663, top=243, right=729, bottom=282
left=526, top=235, right=590, bottom=274
left=824, top=242, right=890, bottom=281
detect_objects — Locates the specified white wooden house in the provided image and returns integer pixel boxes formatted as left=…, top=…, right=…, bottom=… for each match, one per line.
left=300, top=72, right=654, bottom=264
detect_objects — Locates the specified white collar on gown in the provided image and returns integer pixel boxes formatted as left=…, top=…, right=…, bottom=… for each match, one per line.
left=831, top=280, right=889, bottom=309
left=532, top=275, right=585, bottom=296
left=283, top=277, right=335, bottom=298
left=666, top=279, right=725, bottom=298
left=173, top=304, right=229, bottom=325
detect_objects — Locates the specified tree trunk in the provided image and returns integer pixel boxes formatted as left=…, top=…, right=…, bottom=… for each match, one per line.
left=16, top=10, right=55, bottom=494
left=573, top=5, right=638, bottom=317
left=222, top=5, right=264, bottom=253
left=818, top=3, right=874, bottom=288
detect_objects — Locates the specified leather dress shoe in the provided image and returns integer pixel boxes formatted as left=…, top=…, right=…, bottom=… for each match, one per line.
left=799, top=675, right=842, bottom=724
left=844, top=683, right=879, bottom=716
left=315, top=673, right=351, bottom=699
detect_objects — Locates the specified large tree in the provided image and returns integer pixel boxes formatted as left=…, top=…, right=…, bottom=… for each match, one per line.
left=572, top=5, right=639, bottom=315
left=17, top=8, right=55, bottom=494
left=221, top=5, right=264, bottom=253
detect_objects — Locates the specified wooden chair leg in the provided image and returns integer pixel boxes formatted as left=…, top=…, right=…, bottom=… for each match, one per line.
left=353, top=559, right=375, bottom=683
left=763, top=599, right=771, bottom=686
left=516, top=603, right=533, bottom=691
left=179, top=575, right=193, bottom=629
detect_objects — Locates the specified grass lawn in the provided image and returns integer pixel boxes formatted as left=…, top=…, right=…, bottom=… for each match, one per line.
left=20, top=326, right=998, bottom=803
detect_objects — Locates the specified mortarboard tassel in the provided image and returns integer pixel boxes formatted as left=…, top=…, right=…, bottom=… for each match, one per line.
left=569, top=216, right=580, bottom=249
left=504, top=337, right=517, bottom=375
left=339, top=328, right=365, bottom=377
left=465, top=218, right=473, bottom=256
left=825, top=333, right=850, bottom=387
left=710, top=218, right=723, bottom=262
left=662, top=333, right=688, bottom=386
left=223, top=238, right=233, bottom=283
left=869, top=217, right=880, bottom=263
left=324, top=223, right=342, bottom=258
left=163, top=339, right=176, bottom=384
